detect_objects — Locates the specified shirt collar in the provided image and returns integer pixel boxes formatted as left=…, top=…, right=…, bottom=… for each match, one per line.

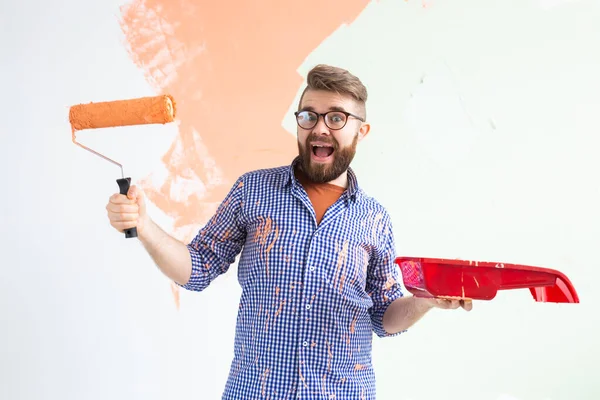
left=285, top=156, right=362, bottom=201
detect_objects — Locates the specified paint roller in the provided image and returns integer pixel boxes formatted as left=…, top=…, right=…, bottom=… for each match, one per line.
left=69, top=94, right=177, bottom=238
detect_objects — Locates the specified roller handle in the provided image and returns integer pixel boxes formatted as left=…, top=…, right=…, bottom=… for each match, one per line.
left=116, top=177, right=138, bottom=239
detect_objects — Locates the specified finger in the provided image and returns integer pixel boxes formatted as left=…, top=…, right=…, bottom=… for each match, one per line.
left=128, top=185, right=144, bottom=200
left=108, top=212, right=139, bottom=222
left=461, top=299, right=473, bottom=311
left=109, top=193, right=136, bottom=205
left=437, top=298, right=460, bottom=307
left=106, top=203, right=139, bottom=214
left=106, top=204, right=139, bottom=214
left=434, top=299, right=454, bottom=309
left=437, top=301, right=450, bottom=309
left=112, top=221, right=138, bottom=231
left=448, top=299, right=461, bottom=309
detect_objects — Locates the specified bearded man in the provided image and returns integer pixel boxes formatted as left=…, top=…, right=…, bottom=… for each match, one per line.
left=106, top=64, right=472, bottom=399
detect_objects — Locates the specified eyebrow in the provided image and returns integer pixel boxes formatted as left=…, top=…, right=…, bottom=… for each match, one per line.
left=299, top=105, right=349, bottom=113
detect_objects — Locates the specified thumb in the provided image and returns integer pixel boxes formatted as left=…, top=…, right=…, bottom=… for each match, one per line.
left=127, top=185, right=145, bottom=207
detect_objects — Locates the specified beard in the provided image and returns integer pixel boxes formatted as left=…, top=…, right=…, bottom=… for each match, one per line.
left=297, top=132, right=358, bottom=184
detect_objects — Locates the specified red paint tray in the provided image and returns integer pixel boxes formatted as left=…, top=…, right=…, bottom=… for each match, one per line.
left=394, top=257, right=579, bottom=303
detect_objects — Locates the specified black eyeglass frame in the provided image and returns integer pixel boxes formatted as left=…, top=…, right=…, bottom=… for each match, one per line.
left=294, top=110, right=365, bottom=130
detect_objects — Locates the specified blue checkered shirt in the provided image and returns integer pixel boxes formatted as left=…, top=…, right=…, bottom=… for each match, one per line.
left=181, top=157, right=405, bottom=399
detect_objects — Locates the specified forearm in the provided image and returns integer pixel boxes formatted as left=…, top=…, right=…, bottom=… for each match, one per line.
left=382, top=296, right=434, bottom=334
left=137, top=218, right=192, bottom=286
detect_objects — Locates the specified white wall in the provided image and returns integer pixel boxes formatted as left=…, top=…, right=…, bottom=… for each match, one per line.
left=2, top=0, right=599, bottom=399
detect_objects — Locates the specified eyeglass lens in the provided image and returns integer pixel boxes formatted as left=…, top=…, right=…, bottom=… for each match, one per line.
left=296, top=111, right=347, bottom=130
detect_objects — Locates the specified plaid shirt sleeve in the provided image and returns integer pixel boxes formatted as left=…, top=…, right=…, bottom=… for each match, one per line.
left=366, top=212, right=405, bottom=337
left=179, top=175, right=247, bottom=292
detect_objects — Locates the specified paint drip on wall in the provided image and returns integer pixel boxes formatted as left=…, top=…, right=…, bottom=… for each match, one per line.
left=118, top=0, right=372, bottom=307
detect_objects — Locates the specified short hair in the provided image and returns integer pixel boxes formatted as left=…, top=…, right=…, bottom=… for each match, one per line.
left=298, top=64, right=368, bottom=119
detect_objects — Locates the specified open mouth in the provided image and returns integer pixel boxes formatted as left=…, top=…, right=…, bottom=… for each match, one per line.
left=311, top=144, right=334, bottom=161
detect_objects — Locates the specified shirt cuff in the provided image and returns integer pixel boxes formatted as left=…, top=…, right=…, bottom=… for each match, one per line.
left=177, top=244, right=210, bottom=291
left=371, top=286, right=406, bottom=338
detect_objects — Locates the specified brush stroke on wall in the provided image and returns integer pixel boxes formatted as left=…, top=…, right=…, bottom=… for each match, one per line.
left=119, top=0, right=372, bottom=238
left=119, top=0, right=372, bottom=305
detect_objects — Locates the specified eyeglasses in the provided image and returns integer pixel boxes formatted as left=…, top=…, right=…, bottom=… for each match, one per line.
left=294, top=110, right=365, bottom=130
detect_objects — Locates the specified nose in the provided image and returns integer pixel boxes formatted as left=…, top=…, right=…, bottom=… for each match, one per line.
left=311, top=115, right=331, bottom=135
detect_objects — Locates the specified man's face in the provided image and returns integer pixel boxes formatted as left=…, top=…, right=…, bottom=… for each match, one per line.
left=296, top=89, right=370, bottom=184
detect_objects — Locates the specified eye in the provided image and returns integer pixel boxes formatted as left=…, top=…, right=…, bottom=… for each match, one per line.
left=328, top=112, right=345, bottom=123
left=298, top=111, right=316, bottom=121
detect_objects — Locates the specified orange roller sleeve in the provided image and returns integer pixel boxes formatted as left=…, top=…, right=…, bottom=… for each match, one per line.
left=69, top=94, right=176, bottom=131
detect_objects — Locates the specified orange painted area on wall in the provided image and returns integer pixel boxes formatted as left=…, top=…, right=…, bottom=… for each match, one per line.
left=118, top=0, right=371, bottom=243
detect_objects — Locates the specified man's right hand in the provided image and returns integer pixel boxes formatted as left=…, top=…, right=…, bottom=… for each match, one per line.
left=106, top=184, right=149, bottom=237
left=104, top=184, right=192, bottom=285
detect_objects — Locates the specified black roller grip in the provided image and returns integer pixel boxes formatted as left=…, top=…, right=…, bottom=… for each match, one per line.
left=116, top=177, right=138, bottom=239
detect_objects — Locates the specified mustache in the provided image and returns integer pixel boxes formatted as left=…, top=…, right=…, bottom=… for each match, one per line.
left=305, top=135, right=338, bottom=149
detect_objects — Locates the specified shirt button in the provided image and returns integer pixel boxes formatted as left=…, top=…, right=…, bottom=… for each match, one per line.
left=309, top=266, right=315, bottom=272
left=303, top=341, right=309, bottom=347
left=305, top=304, right=311, bottom=310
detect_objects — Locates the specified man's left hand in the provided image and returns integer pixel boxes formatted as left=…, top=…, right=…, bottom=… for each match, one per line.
left=423, top=297, right=473, bottom=311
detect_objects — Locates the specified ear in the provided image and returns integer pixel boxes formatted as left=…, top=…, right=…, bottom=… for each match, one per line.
left=357, top=122, right=371, bottom=142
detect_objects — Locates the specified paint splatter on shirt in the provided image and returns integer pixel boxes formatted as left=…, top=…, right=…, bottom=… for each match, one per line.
left=181, top=156, right=404, bottom=399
